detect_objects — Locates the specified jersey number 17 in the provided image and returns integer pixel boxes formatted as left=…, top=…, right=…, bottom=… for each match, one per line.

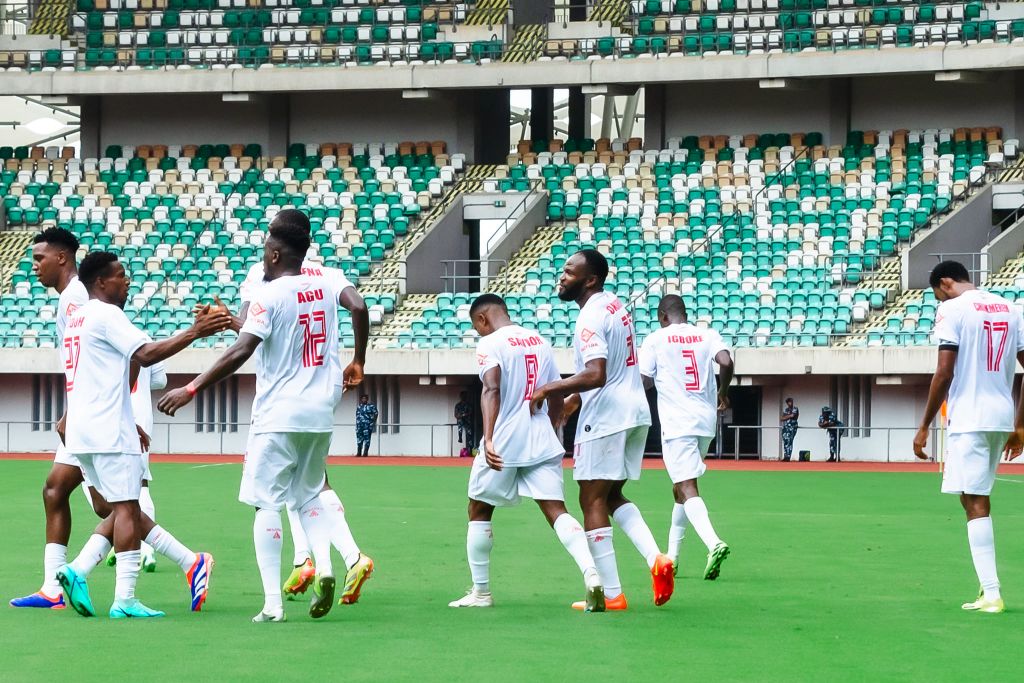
left=983, top=320, right=1009, bottom=372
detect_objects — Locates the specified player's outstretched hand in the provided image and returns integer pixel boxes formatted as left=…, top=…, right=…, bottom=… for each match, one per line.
left=1002, top=427, right=1024, bottom=460
left=484, top=439, right=503, bottom=471
left=343, top=360, right=364, bottom=391
left=136, top=424, right=151, bottom=452
left=158, top=387, right=193, bottom=416
left=529, top=385, right=549, bottom=415
left=912, top=426, right=930, bottom=460
left=191, top=304, right=233, bottom=338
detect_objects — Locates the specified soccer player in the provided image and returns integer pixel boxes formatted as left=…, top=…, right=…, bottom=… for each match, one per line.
left=638, top=295, right=733, bottom=580
left=448, top=294, right=604, bottom=611
left=10, top=228, right=114, bottom=610
left=55, top=251, right=226, bottom=618
left=530, top=249, right=673, bottom=610
left=159, top=222, right=369, bottom=623
left=913, top=260, right=1024, bottom=614
left=231, top=209, right=371, bottom=604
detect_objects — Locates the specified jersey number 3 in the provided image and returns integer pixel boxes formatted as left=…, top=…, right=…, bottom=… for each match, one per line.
left=298, top=312, right=327, bottom=368
left=983, top=320, right=1009, bottom=372
left=682, top=349, right=700, bottom=391
left=523, top=354, right=539, bottom=401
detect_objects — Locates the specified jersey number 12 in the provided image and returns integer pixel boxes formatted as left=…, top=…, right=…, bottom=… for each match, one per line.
left=298, top=312, right=327, bottom=368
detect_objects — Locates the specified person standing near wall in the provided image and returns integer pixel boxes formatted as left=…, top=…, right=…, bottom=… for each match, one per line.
left=780, top=398, right=799, bottom=462
left=818, top=406, right=843, bottom=462
left=355, top=395, right=379, bottom=457
left=455, top=391, right=474, bottom=457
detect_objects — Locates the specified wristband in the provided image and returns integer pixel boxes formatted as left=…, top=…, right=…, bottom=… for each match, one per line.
left=185, top=381, right=198, bottom=396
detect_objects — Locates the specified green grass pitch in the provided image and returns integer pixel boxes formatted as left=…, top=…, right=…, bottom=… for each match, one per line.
left=1, top=459, right=1023, bottom=682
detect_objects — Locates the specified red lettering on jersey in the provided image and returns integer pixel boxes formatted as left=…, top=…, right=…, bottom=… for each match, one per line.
left=667, top=334, right=705, bottom=344
left=508, top=336, right=543, bottom=348
left=67, top=316, right=84, bottom=330
left=974, top=302, right=1010, bottom=313
left=605, top=299, right=623, bottom=315
left=297, top=289, right=324, bottom=304
left=301, top=267, right=324, bottom=277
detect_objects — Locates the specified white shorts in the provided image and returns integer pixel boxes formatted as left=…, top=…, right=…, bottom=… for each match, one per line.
left=239, top=431, right=332, bottom=511
left=663, top=435, right=714, bottom=483
left=468, top=454, right=565, bottom=507
left=141, top=451, right=153, bottom=482
left=75, top=452, right=144, bottom=503
left=573, top=426, right=649, bottom=481
left=54, top=443, right=92, bottom=486
left=942, top=431, right=1008, bottom=496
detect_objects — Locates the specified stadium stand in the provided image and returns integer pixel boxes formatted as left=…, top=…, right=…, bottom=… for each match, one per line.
left=60, top=0, right=498, bottom=69
left=0, top=141, right=466, bottom=348
left=539, top=0, right=1024, bottom=59
left=374, top=127, right=1014, bottom=349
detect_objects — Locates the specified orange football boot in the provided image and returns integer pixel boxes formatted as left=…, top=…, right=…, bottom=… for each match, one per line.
left=573, top=593, right=627, bottom=611
left=652, top=554, right=675, bottom=606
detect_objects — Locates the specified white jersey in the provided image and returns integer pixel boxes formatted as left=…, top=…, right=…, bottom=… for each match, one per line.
left=639, top=322, right=729, bottom=439
left=241, top=274, right=339, bottom=434
left=572, top=291, right=651, bottom=443
left=476, top=324, right=565, bottom=467
left=62, top=299, right=149, bottom=455
left=933, top=288, right=1024, bottom=434
left=130, top=361, right=167, bottom=436
left=56, top=276, right=88, bottom=344
left=241, top=260, right=354, bottom=387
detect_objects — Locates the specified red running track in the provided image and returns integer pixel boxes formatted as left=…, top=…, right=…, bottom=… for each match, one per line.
left=2, top=452, right=1024, bottom=473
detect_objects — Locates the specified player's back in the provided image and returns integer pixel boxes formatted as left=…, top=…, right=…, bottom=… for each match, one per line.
left=477, top=324, right=564, bottom=466
left=935, top=289, right=1024, bottom=433
left=244, top=273, right=339, bottom=433
left=573, top=291, right=651, bottom=442
left=640, top=322, right=727, bottom=439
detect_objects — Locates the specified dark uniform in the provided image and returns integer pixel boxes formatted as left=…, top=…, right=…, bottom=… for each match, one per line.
left=818, top=406, right=843, bottom=462
left=355, top=401, right=378, bottom=457
left=781, top=405, right=799, bottom=461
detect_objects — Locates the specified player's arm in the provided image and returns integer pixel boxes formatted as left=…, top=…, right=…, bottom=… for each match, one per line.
left=480, top=366, right=503, bottom=471
left=150, top=361, right=168, bottom=391
left=546, top=391, right=565, bottom=432
left=133, top=305, right=232, bottom=367
left=529, top=358, right=606, bottom=414
left=1003, top=349, right=1024, bottom=459
left=913, top=347, right=957, bottom=459
left=157, top=333, right=262, bottom=416
left=339, top=286, right=368, bottom=389
left=715, top=349, right=734, bottom=411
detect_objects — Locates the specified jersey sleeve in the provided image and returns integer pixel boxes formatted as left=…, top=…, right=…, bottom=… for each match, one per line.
left=708, top=328, right=730, bottom=357
left=240, top=293, right=274, bottom=341
left=103, top=307, right=150, bottom=359
left=638, top=333, right=657, bottom=378
left=577, top=308, right=609, bottom=364
left=149, top=361, right=168, bottom=390
left=327, top=268, right=356, bottom=302
left=1017, top=307, right=1024, bottom=353
left=239, top=264, right=263, bottom=305
left=932, top=301, right=961, bottom=347
left=476, top=335, right=500, bottom=380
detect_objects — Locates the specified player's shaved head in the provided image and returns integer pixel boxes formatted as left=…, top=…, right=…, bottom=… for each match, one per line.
left=78, top=251, right=119, bottom=290
left=271, top=208, right=312, bottom=235
left=469, top=293, right=511, bottom=337
left=469, top=293, right=507, bottom=318
left=658, top=295, right=687, bottom=320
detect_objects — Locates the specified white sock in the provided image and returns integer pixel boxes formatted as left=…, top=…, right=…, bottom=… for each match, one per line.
left=467, top=521, right=493, bottom=592
left=139, top=486, right=156, bottom=522
left=41, top=543, right=67, bottom=597
left=682, top=497, right=722, bottom=551
left=298, top=497, right=334, bottom=577
left=114, top=550, right=141, bottom=601
left=253, top=508, right=283, bottom=613
left=586, top=527, right=622, bottom=599
left=319, top=489, right=361, bottom=569
left=667, top=503, right=688, bottom=562
left=286, top=506, right=311, bottom=566
left=553, top=513, right=597, bottom=576
left=967, top=517, right=1001, bottom=601
left=611, top=502, right=661, bottom=569
left=145, top=525, right=197, bottom=573
left=68, top=534, right=112, bottom=578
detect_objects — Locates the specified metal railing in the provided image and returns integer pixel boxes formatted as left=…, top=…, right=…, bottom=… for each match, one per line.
left=0, top=420, right=469, bottom=458
left=0, top=420, right=952, bottom=463
left=0, top=1, right=31, bottom=37
left=440, top=259, right=508, bottom=294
